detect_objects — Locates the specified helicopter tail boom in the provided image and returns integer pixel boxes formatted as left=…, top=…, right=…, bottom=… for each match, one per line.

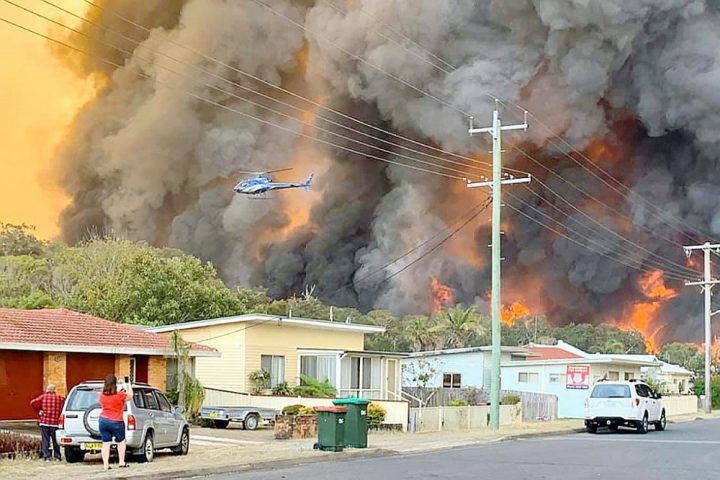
left=303, top=173, right=314, bottom=191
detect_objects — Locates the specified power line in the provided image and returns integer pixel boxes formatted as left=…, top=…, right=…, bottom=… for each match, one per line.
left=36, top=0, right=492, bottom=179
left=77, top=0, right=530, bottom=176
left=0, top=14, right=466, bottom=181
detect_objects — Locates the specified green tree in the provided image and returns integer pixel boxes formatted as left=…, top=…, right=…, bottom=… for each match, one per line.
left=692, top=376, right=720, bottom=409
left=0, top=255, right=55, bottom=308
left=659, top=343, right=704, bottom=375
left=439, top=305, right=484, bottom=348
left=0, top=223, right=46, bottom=256
left=404, top=315, right=443, bottom=352
left=168, top=330, right=205, bottom=417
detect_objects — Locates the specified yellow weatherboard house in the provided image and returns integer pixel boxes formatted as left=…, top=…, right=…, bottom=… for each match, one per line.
left=148, top=313, right=403, bottom=400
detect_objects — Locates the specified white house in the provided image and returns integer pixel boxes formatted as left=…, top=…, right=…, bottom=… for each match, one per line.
left=641, top=361, right=694, bottom=394
left=501, top=341, right=661, bottom=418
left=402, top=346, right=531, bottom=391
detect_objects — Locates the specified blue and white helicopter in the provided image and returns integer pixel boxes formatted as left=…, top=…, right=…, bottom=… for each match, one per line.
left=233, top=168, right=314, bottom=197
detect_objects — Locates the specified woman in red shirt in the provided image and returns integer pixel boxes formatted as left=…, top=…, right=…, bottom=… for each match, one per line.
left=99, top=374, right=133, bottom=470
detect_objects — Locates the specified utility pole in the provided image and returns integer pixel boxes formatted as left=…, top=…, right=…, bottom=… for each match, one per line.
left=468, top=102, right=531, bottom=429
left=683, top=242, right=720, bottom=413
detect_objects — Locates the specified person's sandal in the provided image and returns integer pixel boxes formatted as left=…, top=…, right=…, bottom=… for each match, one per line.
left=118, top=464, right=129, bottom=468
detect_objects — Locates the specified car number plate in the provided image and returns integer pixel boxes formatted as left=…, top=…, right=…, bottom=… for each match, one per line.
left=81, top=442, right=102, bottom=451
left=209, top=411, right=218, bottom=419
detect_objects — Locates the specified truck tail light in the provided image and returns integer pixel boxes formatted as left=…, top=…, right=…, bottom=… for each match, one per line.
left=58, top=414, right=64, bottom=430
left=127, top=415, right=137, bottom=431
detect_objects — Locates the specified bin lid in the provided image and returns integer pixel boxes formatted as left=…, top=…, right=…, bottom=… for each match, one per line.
left=333, top=398, right=370, bottom=405
left=314, top=406, right=347, bottom=413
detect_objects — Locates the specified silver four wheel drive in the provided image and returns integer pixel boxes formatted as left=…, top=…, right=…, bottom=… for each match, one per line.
left=56, top=381, right=190, bottom=463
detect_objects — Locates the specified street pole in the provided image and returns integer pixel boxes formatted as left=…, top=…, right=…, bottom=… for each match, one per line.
left=683, top=242, right=720, bottom=413
left=468, top=102, right=530, bottom=429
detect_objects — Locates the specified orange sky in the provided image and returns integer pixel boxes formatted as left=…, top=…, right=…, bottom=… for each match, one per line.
left=0, top=1, right=95, bottom=239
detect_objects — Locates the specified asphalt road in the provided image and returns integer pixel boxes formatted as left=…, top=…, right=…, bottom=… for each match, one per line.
left=206, top=418, right=720, bottom=480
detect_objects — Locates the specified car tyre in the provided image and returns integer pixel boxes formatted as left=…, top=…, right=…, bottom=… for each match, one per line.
left=608, top=424, right=618, bottom=431
left=64, top=446, right=86, bottom=463
left=137, top=431, right=155, bottom=463
left=586, top=424, right=597, bottom=434
left=244, top=414, right=260, bottom=431
left=655, top=410, right=667, bottom=431
left=637, top=413, right=649, bottom=434
left=172, top=428, right=190, bottom=456
left=214, top=420, right=229, bottom=429
left=82, top=403, right=102, bottom=439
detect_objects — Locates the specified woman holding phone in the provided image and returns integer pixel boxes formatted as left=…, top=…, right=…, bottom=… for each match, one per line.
left=99, top=374, right=133, bottom=470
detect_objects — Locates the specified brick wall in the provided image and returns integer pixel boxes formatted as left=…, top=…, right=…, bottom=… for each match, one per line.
left=148, top=356, right=167, bottom=390
left=43, top=352, right=67, bottom=396
left=114, top=355, right=131, bottom=381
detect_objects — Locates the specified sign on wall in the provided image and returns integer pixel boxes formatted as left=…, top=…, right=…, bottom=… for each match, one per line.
left=566, top=365, right=590, bottom=389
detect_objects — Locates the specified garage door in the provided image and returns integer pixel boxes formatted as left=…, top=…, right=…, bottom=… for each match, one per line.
left=0, top=350, right=44, bottom=420
left=66, top=353, right=116, bottom=390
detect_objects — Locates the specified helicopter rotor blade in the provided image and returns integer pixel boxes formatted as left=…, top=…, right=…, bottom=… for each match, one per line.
left=236, top=167, right=293, bottom=175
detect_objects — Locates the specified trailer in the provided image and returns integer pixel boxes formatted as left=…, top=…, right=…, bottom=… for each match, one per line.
left=200, top=406, right=278, bottom=430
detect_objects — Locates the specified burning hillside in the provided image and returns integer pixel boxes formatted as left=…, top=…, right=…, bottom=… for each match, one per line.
left=48, top=0, right=720, bottom=345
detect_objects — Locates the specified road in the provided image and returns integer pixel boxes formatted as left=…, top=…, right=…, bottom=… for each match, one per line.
left=205, top=418, right=720, bottom=480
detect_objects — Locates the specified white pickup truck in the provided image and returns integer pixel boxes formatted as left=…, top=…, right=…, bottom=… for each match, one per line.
left=584, top=380, right=666, bottom=434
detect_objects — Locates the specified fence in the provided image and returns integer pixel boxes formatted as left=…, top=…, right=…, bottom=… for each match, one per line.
left=408, top=404, right=522, bottom=433
left=402, top=387, right=557, bottom=422
left=663, top=395, right=698, bottom=416
left=203, top=388, right=409, bottom=431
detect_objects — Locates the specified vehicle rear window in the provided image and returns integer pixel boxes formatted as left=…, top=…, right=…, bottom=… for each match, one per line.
left=66, top=388, right=128, bottom=411
left=590, top=384, right=631, bottom=398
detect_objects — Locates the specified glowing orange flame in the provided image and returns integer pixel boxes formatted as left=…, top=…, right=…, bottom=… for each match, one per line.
left=431, top=277, right=454, bottom=315
left=501, top=302, right=531, bottom=326
left=616, top=270, right=677, bottom=353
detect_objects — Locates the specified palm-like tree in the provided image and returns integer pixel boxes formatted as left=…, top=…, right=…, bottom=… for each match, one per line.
left=440, top=305, right=484, bottom=348
left=404, top=315, right=443, bottom=352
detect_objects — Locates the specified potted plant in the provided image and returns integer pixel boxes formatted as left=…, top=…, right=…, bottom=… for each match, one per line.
left=249, top=369, right=271, bottom=394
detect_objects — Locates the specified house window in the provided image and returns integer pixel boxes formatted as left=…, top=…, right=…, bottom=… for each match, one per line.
left=607, top=371, right=620, bottom=381
left=624, top=372, right=634, bottom=381
left=300, top=355, right=336, bottom=385
left=549, top=374, right=563, bottom=384
left=128, top=357, right=137, bottom=383
left=518, top=372, right=539, bottom=384
left=340, top=356, right=381, bottom=398
left=443, top=373, right=461, bottom=388
left=260, top=355, right=285, bottom=388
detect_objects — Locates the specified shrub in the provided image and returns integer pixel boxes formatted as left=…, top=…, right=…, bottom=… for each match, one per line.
left=249, top=369, right=271, bottom=393
left=272, top=381, right=292, bottom=396
left=447, top=399, right=468, bottom=407
left=367, top=402, right=386, bottom=429
left=0, top=431, right=41, bottom=456
left=692, top=376, right=720, bottom=409
left=165, top=388, right=179, bottom=405
left=292, top=375, right=337, bottom=398
left=297, top=406, right=316, bottom=415
left=501, top=394, right=521, bottom=405
left=281, top=404, right=306, bottom=416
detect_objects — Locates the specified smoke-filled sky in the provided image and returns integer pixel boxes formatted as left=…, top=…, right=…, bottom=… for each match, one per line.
left=6, top=0, right=720, bottom=345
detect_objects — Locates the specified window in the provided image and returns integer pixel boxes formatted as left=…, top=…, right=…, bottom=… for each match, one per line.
left=590, top=384, right=631, bottom=398
left=155, top=391, right=173, bottom=412
left=443, top=373, right=462, bottom=388
left=300, top=355, right=336, bottom=385
left=607, top=371, right=620, bottom=381
left=624, top=372, right=634, bottom=381
left=140, top=388, right=160, bottom=410
left=339, top=356, right=381, bottom=398
left=518, top=372, right=539, bottom=384
left=260, top=355, right=285, bottom=388
left=129, top=357, right=137, bottom=383
left=549, top=374, right=563, bottom=384
left=635, top=384, right=651, bottom=398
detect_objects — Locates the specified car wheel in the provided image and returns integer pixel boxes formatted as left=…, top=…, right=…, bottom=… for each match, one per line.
left=586, top=424, right=597, bottom=434
left=64, top=447, right=85, bottom=463
left=82, top=403, right=102, bottom=439
left=137, top=432, right=155, bottom=463
left=637, top=413, right=649, bottom=434
left=172, top=428, right=190, bottom=456
left=214, top=420, right=229, bottom=429
left=608, top=424, right=619, bottom=431
left=655, top=410, right=667, bottom=431
left=244, top=414, right=260, bottom=431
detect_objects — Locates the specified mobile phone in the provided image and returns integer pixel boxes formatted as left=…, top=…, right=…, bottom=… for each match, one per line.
left=124, top=376, right=130, bottom=384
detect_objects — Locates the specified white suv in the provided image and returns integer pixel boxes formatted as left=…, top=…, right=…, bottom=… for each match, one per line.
left=584, top=380, right=666, bottom=434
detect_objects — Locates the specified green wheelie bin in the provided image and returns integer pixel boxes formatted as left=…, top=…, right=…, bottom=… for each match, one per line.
left=332, top=398, right=369, bottom=448
left=314, top=406, right=347, bottom=452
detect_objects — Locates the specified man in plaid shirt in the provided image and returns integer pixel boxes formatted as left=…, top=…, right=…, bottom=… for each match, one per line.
left=30, top=384, right=65, bottom=461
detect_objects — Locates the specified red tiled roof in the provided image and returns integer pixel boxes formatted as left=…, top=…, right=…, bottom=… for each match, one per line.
left=0, top=308, right=215, bottom=355
left=527, top=346, right=582, bottom=360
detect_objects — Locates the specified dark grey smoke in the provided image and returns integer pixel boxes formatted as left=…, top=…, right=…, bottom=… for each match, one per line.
left=53, top=0, right=720, bottom=342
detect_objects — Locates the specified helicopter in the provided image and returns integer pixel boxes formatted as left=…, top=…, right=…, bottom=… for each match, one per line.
left=233, top=168, right=314, bottom=196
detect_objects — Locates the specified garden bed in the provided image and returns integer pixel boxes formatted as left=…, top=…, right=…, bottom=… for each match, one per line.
left=0, top=430, right=41, bottom=459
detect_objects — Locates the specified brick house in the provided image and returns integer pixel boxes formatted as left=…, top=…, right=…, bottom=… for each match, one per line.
left=0, top=308, right=217, bottom=421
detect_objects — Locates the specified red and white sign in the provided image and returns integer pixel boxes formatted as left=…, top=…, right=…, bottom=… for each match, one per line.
left=566, top=365, right=590, bottom=389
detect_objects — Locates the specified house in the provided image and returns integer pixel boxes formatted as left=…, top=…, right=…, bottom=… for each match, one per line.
left=402, top=346, right=532, bottom=391
left=641, top=360, right=694, bottom=394
left=501, top=341, right=661, bottom=418
left=147, top=314, right=405, bottom=400
left=0, top=308, right=218, bottom=421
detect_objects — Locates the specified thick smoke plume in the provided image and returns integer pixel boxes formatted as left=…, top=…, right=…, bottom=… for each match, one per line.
left=53, top=0, right=720, bottom=344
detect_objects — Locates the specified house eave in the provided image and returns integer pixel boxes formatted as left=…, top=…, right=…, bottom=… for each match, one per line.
left=0, top=342, right=220, bottom=357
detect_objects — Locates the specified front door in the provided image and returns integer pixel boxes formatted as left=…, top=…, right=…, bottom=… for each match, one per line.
left=386, top=359, right=398, bottom=400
